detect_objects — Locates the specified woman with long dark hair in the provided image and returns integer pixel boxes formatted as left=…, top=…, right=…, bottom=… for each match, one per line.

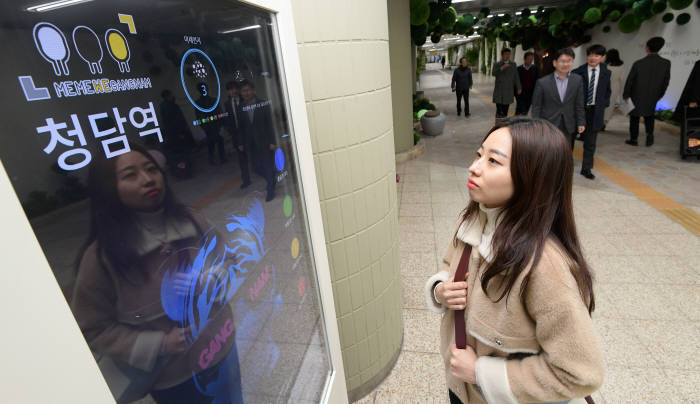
left=604, top=49, right=625, bottom=128
left=425, top=118, right=603, bottom=404
left=71, top=143, right=242, bottom=404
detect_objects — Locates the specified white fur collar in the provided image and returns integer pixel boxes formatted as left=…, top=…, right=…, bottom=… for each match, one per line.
left=456, top=203, right=503, bottom=262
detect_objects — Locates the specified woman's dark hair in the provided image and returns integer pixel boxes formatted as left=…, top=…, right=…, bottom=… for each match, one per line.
left=605, top=49, right=623, bottom=66
left=75, top=142, right=197, bottom=280
left=554, top=48, right=575, bottom=60
left=455, top=117, right=595, bottom=313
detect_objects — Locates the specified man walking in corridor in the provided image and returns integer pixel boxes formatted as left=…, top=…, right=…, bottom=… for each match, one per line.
left=531, top=48, right=586, bottom=149
left=492, top=48, right=521, bottom=120
left=451, top=57, right=473, bottom=117
left=623, top=36, right=671, bottom=147
left=573, top=44, right=611, bottom=180
left=515, top=51, right=539, bottom=115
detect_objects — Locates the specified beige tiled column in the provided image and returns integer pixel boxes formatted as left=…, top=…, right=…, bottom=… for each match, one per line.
left=290, top=0, right=403, bottom=400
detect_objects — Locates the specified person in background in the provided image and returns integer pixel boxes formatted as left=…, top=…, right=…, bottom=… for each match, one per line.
left=623, top=36, right=671, bottom=147
left=602, top=49, right=625, bottom=131
left=238, top=80, right=277, bottom=202
left=531, top=48, right=586, bottom=149
left=224, top=81, right=250, bottom=188
left=442, top=55, right=446, bottom=69
left=452, top=56, right=473, bottom=117
left=515, top=51, right=539, bottom=115
left=425, top=118, right=603, bottom=404
left=573, top=44, right=611, bottom=180
left=492, top=48, right=522, bottom=120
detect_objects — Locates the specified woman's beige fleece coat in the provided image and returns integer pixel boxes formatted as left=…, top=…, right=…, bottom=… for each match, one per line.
left=425, top=207, right=604, bottom=403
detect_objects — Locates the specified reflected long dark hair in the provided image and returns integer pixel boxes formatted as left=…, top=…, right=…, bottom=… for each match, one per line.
left=456, top=117, right=595, bottom=313
left=75, top=142, right=197, bottom=279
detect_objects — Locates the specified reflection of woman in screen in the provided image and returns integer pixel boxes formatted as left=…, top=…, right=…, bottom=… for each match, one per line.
left=71, top=143, right=242, bottom=404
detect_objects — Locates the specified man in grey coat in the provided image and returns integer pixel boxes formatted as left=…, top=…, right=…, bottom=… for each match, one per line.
left=531, top=48, right=586, bottom=149
left=492, top=48, right=522, bottom=119
left=623, top=36, right=671, bottom=147
left=452, top=57, right=473, bottom=117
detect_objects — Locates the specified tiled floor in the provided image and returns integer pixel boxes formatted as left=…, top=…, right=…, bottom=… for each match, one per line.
left=353, top=66, right=699, bottom=403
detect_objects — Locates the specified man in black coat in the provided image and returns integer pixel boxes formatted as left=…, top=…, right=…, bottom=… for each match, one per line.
left=451, top=57, right=473, bottom=117
left=238, top=80, right=277, bottom=202
left=223, top=81, right=250, bottom=188
left=531, top=48, right=586, bottom=149
left=623, top=36, right=671, bottom=147
left=573, top=44, right=611, bottom=180
left=515, top=51, right=539, bottom=115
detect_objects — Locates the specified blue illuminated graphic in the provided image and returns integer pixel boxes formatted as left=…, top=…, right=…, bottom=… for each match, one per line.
left=180, top=48, right=221, bottom=113
left=160, top=198, right=284, bottom=401
left=274, top=149, right=285, bottom=171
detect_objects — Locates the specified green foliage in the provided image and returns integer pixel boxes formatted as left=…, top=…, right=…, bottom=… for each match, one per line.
left=584, top=7, right=603, bottom=22
left=662, top=11, right=675, bottom=21
left=676, top=12, right=691, bottom=23
left=633, top=0, right=654, bottom=19
left=411, top=23, right=429, bottom=46
left=430, top=32, right=442, bottom=43
left=453, top=15, right=473, bottom=34
left=652, top=1, right=668, bottom=13
left=608, top=10, right=622, bottom=20
left=549, top=9, right=565, bottom=24
left=654, top=109, right=679, bottom=125
left=618, top=13, right=642, bottom=32
left=414, top=131, right=421, bottom=145
left=521, top=8, right=531, bottom=17
left=603, top=25, right=612, bottom=31
left=410, top=0, right=430, bottom=26
left=529, top=14, right=539, bottom=23
left=668, top=0, right=692, bottom=9
left=416, top=50, right=426, bottom=81
left=413, top=98, right=435, bottom=112
left=466, top=45, right=480, bottom=66
left=478, top=7, right=490, bottom=19
left=440, top=7, right=457, bottom=31
left=428, top=2, right=441, bottom=23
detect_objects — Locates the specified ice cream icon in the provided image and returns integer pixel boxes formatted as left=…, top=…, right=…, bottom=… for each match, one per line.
left=33, top=22, right=70, bottom=76
left=104, top=28, right=130, bottom=73
left=72, top=25, right=103, bottom=74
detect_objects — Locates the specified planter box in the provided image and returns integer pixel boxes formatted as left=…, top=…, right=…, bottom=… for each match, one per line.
left=421, top=112, right=446, bottom=136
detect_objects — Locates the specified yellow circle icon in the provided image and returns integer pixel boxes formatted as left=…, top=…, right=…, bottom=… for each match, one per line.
left=108, top=32, right=128, bottom=60
left=291, top=238, right=300, bottom=259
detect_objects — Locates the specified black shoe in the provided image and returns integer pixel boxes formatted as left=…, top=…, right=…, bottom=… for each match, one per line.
left=265, top=191, right=275, bottom=202
left=457, top=111, right=461, bottom=116
left=240, top=181, right=251, bottom=189
left=465, top=113, right=471, bottom=117
left=646, top=135, right=654, bottom=147
left=625, top=139, right=638, bottom=146
left=600, top=125, right=606, bottom=132
left=580, top=169, right=595, bottom=180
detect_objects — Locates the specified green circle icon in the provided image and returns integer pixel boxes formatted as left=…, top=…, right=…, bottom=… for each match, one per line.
left=283, top=195, right=292, bottom=217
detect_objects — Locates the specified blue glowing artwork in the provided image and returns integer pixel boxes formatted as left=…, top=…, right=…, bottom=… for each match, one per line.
left=160, top=198, right=277, bottom=401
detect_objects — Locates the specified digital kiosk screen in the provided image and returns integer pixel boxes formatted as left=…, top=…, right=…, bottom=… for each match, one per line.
left=0, top=1, right=331, bottom=402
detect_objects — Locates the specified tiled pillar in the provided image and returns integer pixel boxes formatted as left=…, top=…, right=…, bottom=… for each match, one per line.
left=290, top=0, right=403, bottom=400
left=388, top=0, right=414, bottom=154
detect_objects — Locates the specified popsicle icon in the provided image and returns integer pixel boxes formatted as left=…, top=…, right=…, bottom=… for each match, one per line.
left=104, top=28, right=130, bottom=73
left=33, top=22, right=70, bottom=76
left=72, top=25, right=103, bottom=74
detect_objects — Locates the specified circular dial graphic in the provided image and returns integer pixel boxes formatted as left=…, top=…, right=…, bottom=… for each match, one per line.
left=180, top=48, right=221, bottom=113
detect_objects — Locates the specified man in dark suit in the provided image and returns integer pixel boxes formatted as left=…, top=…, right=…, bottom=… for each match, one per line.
left=515, top=51, right=539, bottom=115
left=573, top=44, right=611, bottom=180
left=623, top=36, right=671, bottom=147
left=223, top=81, right=250, bottom=188
left=531, top=48, right=586, bottom=149
left=239, top=80, right=277, bottom=202
left=451, top=57, right=473, bottom=117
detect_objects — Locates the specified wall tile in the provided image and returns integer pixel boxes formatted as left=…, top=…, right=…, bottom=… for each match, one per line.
left=340, top=193, right=357, bottom=237
left=318, top=152, right=338, bottom=199
left=325, top=197, right=343, bottom=241
left=349, top=272, right=364, bottom=311
left=313, top=101, right=333, bottom=153
left=330, top=240, right=348, bottom=281
left=335, top=277, right=352, bottom=317
left=334, top=148, right=352, bottom=196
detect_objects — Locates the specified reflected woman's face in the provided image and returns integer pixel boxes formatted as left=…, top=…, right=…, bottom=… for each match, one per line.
left=115, top=151, right=165, bottom=212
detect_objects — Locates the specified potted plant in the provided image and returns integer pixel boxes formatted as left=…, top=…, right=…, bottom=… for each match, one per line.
left=421, top=109, right=446, bottom=136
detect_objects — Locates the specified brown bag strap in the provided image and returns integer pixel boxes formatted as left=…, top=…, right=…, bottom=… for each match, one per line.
left=453, top=245, right=472, bottom=350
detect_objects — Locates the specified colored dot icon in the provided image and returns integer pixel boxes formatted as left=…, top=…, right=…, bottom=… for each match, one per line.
left=192, top=112, right=228, bottom=126
left=291, top=237, right=300, bottom=259
left=283, top=195, right=292, bottom=217
left=275, top=149, right=285, bottom=171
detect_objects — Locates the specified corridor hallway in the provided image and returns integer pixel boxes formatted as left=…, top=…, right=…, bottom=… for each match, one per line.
left=353, top=66, right=700, bottom=403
